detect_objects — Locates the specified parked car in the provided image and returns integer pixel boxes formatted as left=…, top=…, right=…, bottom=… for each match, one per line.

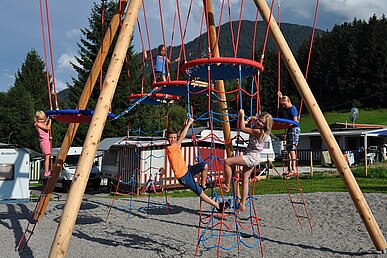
left=44, top=147, right=101, bottom=193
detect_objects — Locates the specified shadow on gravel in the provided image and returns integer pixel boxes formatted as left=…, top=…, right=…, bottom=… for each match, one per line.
left=263, top=237, right=377, bottom=257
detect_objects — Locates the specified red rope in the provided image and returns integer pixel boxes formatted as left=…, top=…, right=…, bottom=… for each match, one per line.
left=234, top=0, right=245, bottom=58
left=167, top=10, right=177, bottom=80
left=212, top=0, right=224, bottom=57
left=299, top=0, right=320, bottom=118
left=197, top=8, right=205, bottom=59
left=157, top=0, right=171, bottom=79
left=277, top=2, right=281, bottom=117
left=100, top=0, right=105, bottom=92
left=177, top=0, right=193, bottom=63
left=44, top=0, right=59, bottom=109
left=204, top=1, right=212, bottom=57
left=252, top=10, right=259, bottom=61
left=141, top=0, right=156, bottom=83
left=259, top=0, right=275, bottom=64
left=39, top=0, right=53, bottom=110
left=137, top=20, right=148, bottom=91
left=226, top=0, right=236, bottom=56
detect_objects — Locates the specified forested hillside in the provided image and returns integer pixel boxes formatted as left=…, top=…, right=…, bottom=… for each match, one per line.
left=0, top=0, right=385, bottom=152
left=297, top=15, right=386, bottom=111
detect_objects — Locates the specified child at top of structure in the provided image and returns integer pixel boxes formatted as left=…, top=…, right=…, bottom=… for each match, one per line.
left=34, top=110, right=52, bottom=178
left=223, top=109, right=273, bottom=212
left=166, top=117, right=229, bottom=213
left=280, top=94, right=300, bottom=177
left=144, top=44, right=180, bottom=82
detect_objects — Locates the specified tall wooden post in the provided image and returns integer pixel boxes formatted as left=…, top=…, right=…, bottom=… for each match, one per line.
left=33, top=0, right=128, bottom=222
left=252, top=0, right=386, bottom=252
left=48, top=1, right=141, bottom=257
left=203, top=0, right=233, bottom=158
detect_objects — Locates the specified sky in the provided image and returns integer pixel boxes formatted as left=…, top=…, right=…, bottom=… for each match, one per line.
left=0, top=0, right=386, bottom=93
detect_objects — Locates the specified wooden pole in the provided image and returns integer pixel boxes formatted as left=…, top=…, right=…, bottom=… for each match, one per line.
left=253, top=0, right=386, bottom=252
left=310, top=151, right=313, bottom=176
left=203, top=0, right=233, bottom=158
left=33, top=0, right=128, bottom=222
left=48, top=1, right=141, bottom=257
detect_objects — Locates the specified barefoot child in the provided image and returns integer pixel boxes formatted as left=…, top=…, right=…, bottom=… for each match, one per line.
left=34, top=110, right=52, bottom=177
left=280, top=95, right=300, bottom=176
left=223, top=109, right=273, bottom=211
left=166, top=117, right=228, bottom=213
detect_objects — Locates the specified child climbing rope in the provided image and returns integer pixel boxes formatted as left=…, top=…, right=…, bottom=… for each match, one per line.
left=223, top=109, right=273, bottom=211
left=144, top=44, right=179, bottom=82
left=34, top=110, right=52, bottom=178
left=166, top=116, right=228, bottom=213
left=280, top=95, right=300, bottom=177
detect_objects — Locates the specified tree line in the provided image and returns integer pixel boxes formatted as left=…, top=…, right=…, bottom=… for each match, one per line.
left=0, top=1, right=385, bottom=154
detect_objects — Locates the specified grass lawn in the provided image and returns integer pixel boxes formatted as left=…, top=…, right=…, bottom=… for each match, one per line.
left=30, top=163, right=387, bottom=200
left=273, top=108, right=387, bottom=133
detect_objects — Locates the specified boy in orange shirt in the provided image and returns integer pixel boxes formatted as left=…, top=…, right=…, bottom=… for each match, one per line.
left=166, top=117, right=228, bottom=213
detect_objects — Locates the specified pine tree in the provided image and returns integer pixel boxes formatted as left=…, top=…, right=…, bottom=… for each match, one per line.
left=0, top=50, right=48, bottom=150
left=67, top=0, right=146, bottom=144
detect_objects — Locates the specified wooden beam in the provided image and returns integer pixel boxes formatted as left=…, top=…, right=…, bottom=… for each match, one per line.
left=48, top=1, right=141, bottom=257
left=33, top=0, right=128, bottom=222
left=203, top=0, right=234, bottom=158
left=252, top=0, right=386, bottom=252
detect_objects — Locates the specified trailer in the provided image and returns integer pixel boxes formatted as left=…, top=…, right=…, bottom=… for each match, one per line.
left=0, top=144, right=30, bottom=203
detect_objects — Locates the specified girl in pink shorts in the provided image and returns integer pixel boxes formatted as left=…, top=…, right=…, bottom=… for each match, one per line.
left=34, top=111, right=52, bottom=177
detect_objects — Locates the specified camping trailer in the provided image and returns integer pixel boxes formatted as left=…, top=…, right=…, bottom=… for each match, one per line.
left=0, top=144, right=30, bottom=203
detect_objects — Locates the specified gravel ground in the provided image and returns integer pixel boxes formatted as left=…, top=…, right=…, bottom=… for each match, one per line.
left=1, top=192, right=386, bottom=258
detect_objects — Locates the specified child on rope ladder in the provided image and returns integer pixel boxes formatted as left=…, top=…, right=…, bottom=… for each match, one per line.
left=144, top=44, right=180, bottom=82
left=166, top=117, right=229, bottom=213
left=280, top=95, right=300, bottom=177
left=223, top=109, right=273, bottom=212
left=34, top=110, right=52, bottom=178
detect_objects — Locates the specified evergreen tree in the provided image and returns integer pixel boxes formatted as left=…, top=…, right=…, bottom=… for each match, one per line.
left=67, top=0, right=149, bottom=144
left=0, top=50, right=48, bottom=150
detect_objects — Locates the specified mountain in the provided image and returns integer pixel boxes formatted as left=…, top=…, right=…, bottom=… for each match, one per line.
left=169, top=20, right=324, bottom=61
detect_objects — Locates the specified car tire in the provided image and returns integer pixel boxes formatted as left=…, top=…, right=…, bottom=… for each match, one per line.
left=62, top=180, right=71, bottom=193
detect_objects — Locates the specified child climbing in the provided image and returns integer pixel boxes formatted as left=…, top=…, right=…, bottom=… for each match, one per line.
left=144, top=44, right=180, bottom=82
left=34, top=110, right=52, bottom=178
left=280, top=95, right=300, bottom=177
left=166, top=116, right=228, bottom=213
left=223, top=109, right=273, bottom=211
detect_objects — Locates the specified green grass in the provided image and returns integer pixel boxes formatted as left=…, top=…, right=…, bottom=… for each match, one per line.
left=252, top=174, right=386, bottom=194
left=273, top=108, right=387, bottom=133
left=31, top=163, right=387, bottom=200
left=136, top=171, right=387, bottom=199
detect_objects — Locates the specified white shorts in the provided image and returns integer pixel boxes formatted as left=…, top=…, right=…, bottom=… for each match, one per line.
left=242, top=151, right=261, bottom=168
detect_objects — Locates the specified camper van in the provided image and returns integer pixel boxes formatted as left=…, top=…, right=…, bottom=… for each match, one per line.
left=51, top=147, right=101, bottom=192
left=0, top=144, right=30, bottom=203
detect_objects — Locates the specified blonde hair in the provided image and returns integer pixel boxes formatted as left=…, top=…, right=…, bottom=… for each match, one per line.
left=35, top=110, right=46, bottom=122
left=280, top=95, right=292, bottom=104
left=256, top=112, right=273, bottom=136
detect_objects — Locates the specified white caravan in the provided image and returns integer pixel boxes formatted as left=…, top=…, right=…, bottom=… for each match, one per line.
left=0, top=144, right=30, bottom=203
left=51, top=147, right=101, bottom=192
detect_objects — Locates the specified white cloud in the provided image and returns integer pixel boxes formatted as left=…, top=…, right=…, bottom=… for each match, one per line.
left=2, top=69, right=14, bottom=80
left=66, top=29, right=82, bottom=39
left=57, top=53, right=79, bottom=70
left=54, top=79, right=68, bottom=92
left=320, top=0, right=386, bottom=21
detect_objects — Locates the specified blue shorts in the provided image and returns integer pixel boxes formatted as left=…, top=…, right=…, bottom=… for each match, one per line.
left=155, top=72, right=164, bottom=82
left=178, top=162, right=206, bottom=196
left=286, top=127, right=300, bottom=151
